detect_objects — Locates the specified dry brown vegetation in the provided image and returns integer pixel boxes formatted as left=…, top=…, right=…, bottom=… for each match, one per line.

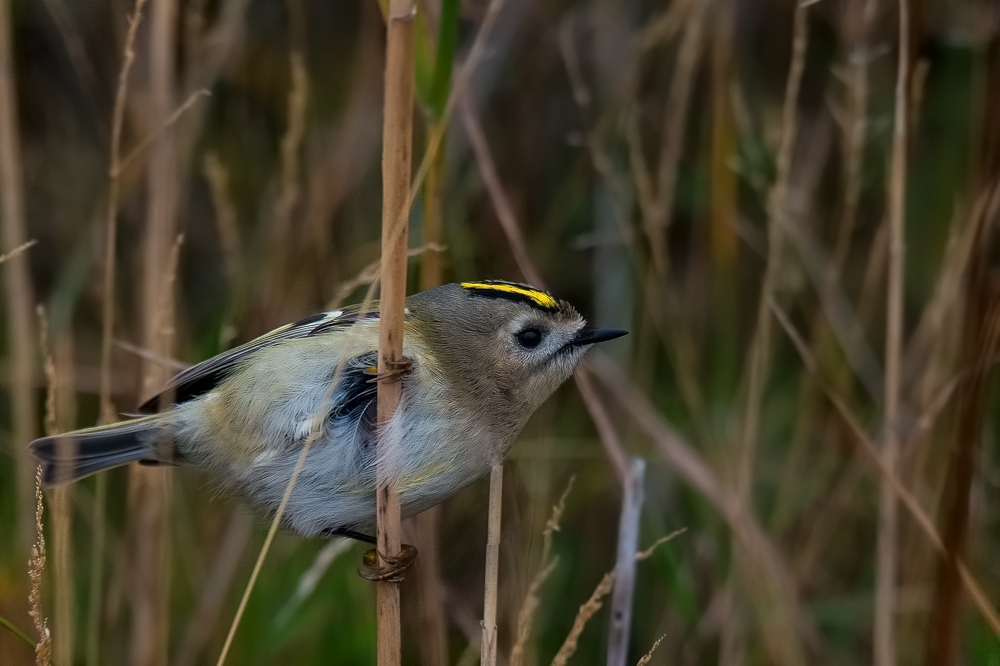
left=1, top=0, right=1000, bottom=665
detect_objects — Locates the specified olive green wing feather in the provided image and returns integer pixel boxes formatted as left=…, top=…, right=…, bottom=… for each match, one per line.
left=137, top=307, right=378, bottom=413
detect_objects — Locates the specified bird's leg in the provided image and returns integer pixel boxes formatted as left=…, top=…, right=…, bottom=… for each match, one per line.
left=324, top=527, right=419, bottom=583
left=334, top=357, right=417, bottom=580
left=363, top=356, right=413, bottom=384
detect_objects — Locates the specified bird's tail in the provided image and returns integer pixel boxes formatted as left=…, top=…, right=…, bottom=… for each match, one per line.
left=29, top=415, right=172, bottom=486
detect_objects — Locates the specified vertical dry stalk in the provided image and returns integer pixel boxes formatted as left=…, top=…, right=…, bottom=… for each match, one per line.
left=39, top=309, right=77, bottom=666
left=29, top=467, right=52, bottom=666
left=874, top=1, right=910, bottom=663
left=92, top=5, right=147, bottom=664
left=129, top=0, right=179, bottom=662
left=606, top=458, right=645, bottom=666
left=377, top=0, right=415, bottom=663
left=481, top=464, right=504, bottom=666
left=925, top=261, right=1000, bottom=662
left=50, top=425, right=72, bottom=666
left=0, top=0, right=38, bottom=558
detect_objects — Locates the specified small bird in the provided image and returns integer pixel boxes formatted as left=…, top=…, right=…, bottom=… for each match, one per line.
left=31, top=280, right=626, bottom=559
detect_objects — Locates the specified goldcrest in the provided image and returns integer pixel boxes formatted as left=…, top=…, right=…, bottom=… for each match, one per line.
left=30, top=280, right=626, bottom=541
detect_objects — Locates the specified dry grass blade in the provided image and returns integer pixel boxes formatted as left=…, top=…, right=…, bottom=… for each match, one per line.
left=637, top=529, right=686, bottom=561
left=550, top=571, right=616, bottom=666
left=0, top=614, right=37, bottom=650
left=29, top=467, right=52, bottom=666
left=634, top=634, right=666, bottom=666
left=116, top=89, right=210, bottom=175
left=875, top=0, right=911, bottom=661
left=510, top=477, right=575, bottom=666
left=215, top=358, right=354, bottom=666
left=274, top=538, right=352, bottom=628
left=549, top=534, right=680, bottom=666
left=574, top=370, right=627, bottom=483
left=327, top=243, right=446, bottom=309
left=0, top=238, right=36, bottom=264
left=769, top=300, right=1000, bottom=637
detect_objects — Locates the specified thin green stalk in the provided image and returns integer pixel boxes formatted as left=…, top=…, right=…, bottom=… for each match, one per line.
left=0, top=615, right=37, bottom=650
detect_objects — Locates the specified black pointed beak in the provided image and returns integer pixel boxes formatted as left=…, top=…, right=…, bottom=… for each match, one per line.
left=570, top=327, right=629, bottom=346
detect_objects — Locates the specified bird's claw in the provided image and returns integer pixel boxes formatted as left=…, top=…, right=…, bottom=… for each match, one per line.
left=364, top=357, right=413, bottom=384
left=359, top=544, right=418, bottom=582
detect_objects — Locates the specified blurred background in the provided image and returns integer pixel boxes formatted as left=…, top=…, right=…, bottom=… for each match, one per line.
left=1, top=0, right=1000, bottom=664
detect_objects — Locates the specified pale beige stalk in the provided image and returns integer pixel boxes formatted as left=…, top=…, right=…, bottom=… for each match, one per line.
left=481, top=464, right=504, bottom=666
left=39, top=311, right=77, bottom=666
left=92, top=4, right=146, bottom=664
left=377, top=0, right=415, bottom=663
left=875, top=1, right=911, bottom=663
left=127, top=0, right=179, bottom=662
left=29, top=467, right=52, bottom=666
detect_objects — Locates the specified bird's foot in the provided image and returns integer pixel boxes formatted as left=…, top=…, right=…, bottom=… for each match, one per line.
left=364, top=356, right=413, bottom=384
left=359, top=544, right=418, bottom=583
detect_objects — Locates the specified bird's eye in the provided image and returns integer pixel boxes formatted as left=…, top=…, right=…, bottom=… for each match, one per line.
left=516, top=327, right=544, bottom=349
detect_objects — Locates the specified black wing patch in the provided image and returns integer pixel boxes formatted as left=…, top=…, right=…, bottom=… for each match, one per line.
left=137, top=308, right=379, bottom=413
left=329, top=352, right=379, bottom=421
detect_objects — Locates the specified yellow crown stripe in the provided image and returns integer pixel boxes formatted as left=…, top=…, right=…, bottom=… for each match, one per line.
left=460, top=281, right=558, bottom=309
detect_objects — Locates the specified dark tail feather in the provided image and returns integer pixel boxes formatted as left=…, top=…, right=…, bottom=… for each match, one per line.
left=29, top=416, right=168, bottom=486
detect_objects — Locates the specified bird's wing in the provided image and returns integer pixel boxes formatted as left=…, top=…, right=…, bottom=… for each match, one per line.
left=137, top=307, right=379, bottom=413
